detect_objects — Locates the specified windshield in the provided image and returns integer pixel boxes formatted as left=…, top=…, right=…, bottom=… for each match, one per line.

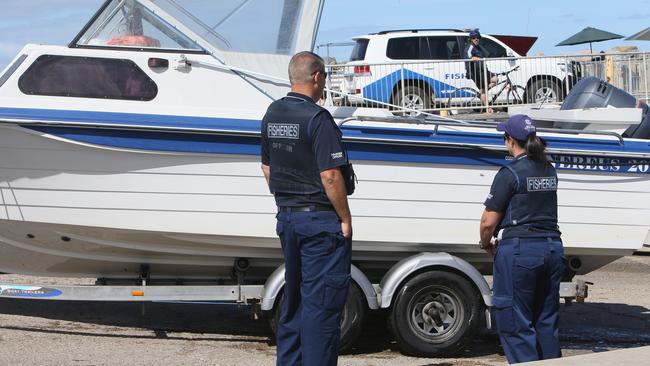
left=76, top=0, right=203, bottom=51
left=149, top=0, right=319, bottom=55
left=77, top=0, right=323, bottom=56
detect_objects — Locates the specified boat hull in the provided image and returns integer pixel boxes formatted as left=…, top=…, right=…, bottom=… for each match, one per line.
left=0, top=124, right=647, bottom=279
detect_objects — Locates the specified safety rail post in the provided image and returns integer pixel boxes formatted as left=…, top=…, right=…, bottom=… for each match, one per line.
left=643, top=52, right=648, bottom=103
left=400, top=62, right=406, bottom=108
left=628, top=56, right=632, bottom=94
left=483, top=58, right=489, bottom=113
left=325, top=65, right=333, bottom=106
left=564, top=55, right=570, bottom=102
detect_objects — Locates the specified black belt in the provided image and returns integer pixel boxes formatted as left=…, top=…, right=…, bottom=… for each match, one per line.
left=278, top=205, right=334, bottom=213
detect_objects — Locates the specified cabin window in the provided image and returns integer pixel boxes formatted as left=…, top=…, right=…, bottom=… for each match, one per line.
left=18, top=55, right=158, bottom=101
left=76, top=0, right=203, bottom=52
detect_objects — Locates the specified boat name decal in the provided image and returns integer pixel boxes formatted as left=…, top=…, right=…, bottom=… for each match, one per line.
left=549, top=155, right=650, bottom=174
left=267, top=123, right=299, bottom=139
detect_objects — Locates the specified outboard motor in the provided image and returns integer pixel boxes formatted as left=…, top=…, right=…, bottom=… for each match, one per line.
left=558, top=77, right=650, bottom=138
left=561, top=76, right=636, bottom=110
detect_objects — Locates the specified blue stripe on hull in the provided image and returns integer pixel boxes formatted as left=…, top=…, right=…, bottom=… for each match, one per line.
left=0, top=107, right=260, bottom=133
left=1, top=107, right=650, bottom=174
left=28, top=125, right=506, bottom=168
left=29, top=126, right=261, bottom=155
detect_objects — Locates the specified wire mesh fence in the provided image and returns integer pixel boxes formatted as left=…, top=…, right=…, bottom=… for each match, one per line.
left=324, top=52, right=650, bottom=115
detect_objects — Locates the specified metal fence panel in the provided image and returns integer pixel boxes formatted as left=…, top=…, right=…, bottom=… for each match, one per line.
left=324, top=51, right=650, bottom=115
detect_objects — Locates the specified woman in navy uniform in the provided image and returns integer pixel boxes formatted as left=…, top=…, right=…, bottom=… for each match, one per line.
left=479, top=114, right=565, bottom=364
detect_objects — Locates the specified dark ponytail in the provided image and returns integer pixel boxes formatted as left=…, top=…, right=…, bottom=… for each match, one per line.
left=523, top=133, right=547, bottom=163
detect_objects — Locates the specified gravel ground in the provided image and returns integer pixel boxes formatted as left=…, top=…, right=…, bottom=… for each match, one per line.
left=0, top=255, right=649, bottom=366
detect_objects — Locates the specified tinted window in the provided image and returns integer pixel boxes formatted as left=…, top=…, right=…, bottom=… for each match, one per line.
left=479, top=39, right=507, bottom=58
left=386, top=37, right=419, bottom=60
left=18, top=55, right=158, bottom=101
left=350, top=39, right=369, bottom=61
left=419, top=37, right=432, bottom=59
left=427, top=36, right=461, bottom=59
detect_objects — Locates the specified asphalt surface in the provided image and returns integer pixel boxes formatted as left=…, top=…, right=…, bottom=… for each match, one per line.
left=0, top=255, right=648, bottom=366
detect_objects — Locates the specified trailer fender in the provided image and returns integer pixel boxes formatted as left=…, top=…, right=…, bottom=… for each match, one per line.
left=379, top=252, right=492, bottom=308
left=260, top=263, right=379, bottom=311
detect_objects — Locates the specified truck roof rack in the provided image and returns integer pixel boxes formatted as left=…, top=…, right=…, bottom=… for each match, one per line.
left=374, top=29, right=464, bottom=35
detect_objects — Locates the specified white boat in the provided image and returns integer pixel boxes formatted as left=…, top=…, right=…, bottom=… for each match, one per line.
left=0, top=0, right=649, bottom=285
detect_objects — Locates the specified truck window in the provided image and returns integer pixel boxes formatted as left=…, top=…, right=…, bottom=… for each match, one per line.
left=427, top=37, right=461, bottom=60
left=386, top=37, right=419, bottom=60
left=350, top=39, right=369, bottom=61
left=479, top=39, right=507, bottom=58
left=419, top=37, right=433, bottom=59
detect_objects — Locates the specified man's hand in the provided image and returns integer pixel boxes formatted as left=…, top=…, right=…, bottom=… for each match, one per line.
left=479, top=237, right=498, bottom=256
left=341, top=220, right=352, bottom=239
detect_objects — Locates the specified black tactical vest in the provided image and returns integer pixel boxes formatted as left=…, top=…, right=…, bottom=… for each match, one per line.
left=499, top=155, right=561, bottom=239
left=263, top=95, right=327, bottom=195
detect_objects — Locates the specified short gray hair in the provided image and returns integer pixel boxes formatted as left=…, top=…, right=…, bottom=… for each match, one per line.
left=288, top=51, right=325, bottom=85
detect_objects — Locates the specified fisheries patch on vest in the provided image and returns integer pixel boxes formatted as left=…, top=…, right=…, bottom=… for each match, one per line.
left=267, top=123, right=299, bottom=139
left=526, top=176, right=557, bottom=192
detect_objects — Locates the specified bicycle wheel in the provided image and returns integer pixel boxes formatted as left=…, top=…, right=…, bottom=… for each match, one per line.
left=446, top=87, right=480, bottom=112
left=507, top=85, right=526, bottom=105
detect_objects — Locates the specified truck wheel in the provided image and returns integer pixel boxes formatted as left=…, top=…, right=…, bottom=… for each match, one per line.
left=393, top=85, right=431, bottom=115
left=388, top=271, right=482, bottom=357
left=528, top=79, right=562, bottom=104
left=269, top=284, right=366, bottom=352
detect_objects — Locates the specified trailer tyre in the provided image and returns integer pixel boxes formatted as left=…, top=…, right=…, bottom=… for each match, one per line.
left=388, top=271, right=481, bottom=357
left=269, top=283, right=366, bottom=352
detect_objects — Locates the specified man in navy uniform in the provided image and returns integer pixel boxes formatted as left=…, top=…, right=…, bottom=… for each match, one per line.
left=261, top=51, right=352, bottom=366
left=479, top=115, right=564, bottom=363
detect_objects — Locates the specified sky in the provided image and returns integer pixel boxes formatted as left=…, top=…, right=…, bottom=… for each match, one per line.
left=1, top=0, right=649, bottom=69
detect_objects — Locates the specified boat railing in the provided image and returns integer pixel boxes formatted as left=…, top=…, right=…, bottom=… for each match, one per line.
left=338, top=115, right=626, bottom=146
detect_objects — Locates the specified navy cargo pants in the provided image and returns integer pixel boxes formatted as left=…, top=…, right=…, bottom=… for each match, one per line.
left=492, top=237, right=565, bottom=364
left=275, top=209, right=352, bottom=366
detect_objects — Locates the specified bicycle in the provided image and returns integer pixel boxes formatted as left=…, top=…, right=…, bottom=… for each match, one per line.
left=446, top=65, right=526, bottom=112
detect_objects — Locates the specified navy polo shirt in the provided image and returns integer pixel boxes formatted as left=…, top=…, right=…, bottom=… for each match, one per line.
left=261, top=92, right=347, bottom=207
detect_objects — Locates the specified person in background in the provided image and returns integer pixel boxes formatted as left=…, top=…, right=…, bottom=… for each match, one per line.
left=464, top=29, right=499, bottom=113
left=260, top=51, right=353, bottom=366
left=479, top=114, right=565, bottom=364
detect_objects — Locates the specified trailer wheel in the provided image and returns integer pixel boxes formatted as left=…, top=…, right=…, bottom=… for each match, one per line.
left=269, top=284, right=366, bottom=352
left=388, top=271, right=481, bottom=357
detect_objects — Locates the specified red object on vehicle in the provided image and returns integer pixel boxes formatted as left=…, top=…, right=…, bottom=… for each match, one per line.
left=107, top=36, right=161, bottom=48
left=354, top=65, right=371, bottom=75
left=492, top=35, right=538, bottom=56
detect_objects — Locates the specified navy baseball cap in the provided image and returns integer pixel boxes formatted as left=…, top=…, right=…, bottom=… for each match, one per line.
left=497, top=114, right=536, bottom=141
